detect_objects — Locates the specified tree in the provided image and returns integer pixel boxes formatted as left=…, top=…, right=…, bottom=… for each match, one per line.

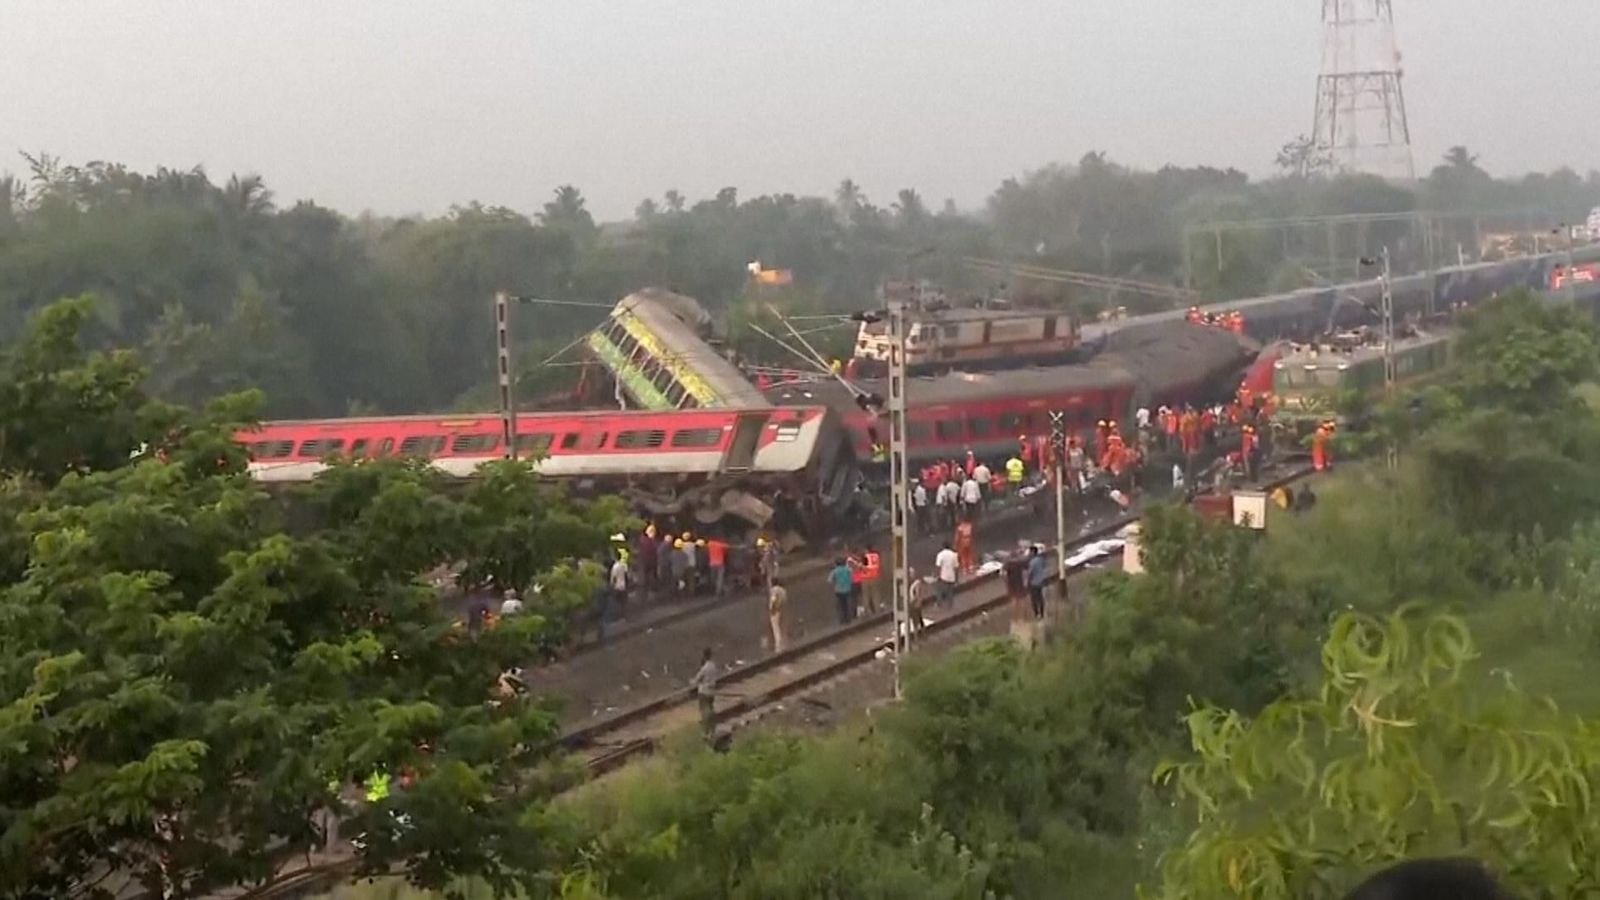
left=538, top=185, right=596, bottom=237
left=1150, top=608, right=1600, bottom=899
left=0, top=302, right=597, bottom=898
left=893, top=188, right=928, bottom=229
left=0, top=296, right=149, bottom=484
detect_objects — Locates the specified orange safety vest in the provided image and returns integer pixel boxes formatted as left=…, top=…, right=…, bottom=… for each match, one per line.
left=954, top=521, right=974, bottom=547
left=862, top=551, right=881, bottom=581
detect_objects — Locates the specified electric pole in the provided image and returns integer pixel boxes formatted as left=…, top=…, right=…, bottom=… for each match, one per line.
left=885, top=285, right=913, bottom=700
left=1049, top=411, right=1069, bottom=597
left=495, top=291, right=518, bottom=460
left=1361, top=248, right=1398, bottom=470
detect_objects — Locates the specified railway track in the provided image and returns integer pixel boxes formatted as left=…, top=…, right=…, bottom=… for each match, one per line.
left=561, top=465, right=1313, bottom=776
left=196, top=468, right=1312, bottom=900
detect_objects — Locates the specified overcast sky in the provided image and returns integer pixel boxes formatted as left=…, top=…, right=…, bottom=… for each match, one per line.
left=3, top=0, right=1595, bottom=220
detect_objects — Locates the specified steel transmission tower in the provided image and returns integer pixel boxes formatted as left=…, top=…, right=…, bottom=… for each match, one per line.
left=1311, top=0, right=1416, bottom=181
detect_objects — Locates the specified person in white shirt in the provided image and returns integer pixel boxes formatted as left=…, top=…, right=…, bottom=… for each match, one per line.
left=960, top=475, right=982, bottom=520
left=912, top=481, right=929, bottom=534
left=1136, top=406, right=1151, bottom=429
left=934, top=542, right=960, bottom=607
left=940, top=479, right=961, bottom=528
left=499, top=589, right=524, bottom=617
left=609, top=557, right=630, bottom=615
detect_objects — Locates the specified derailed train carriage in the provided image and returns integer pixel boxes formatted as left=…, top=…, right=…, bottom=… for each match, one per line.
left=766, top=322, right=1260, bottom=464
left=238, top=404, right=856, bottom=536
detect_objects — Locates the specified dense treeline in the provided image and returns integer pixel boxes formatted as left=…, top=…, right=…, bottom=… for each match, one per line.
left=2, top=149, right=1596, bottom=419
left=527, top=291, right=1600, bottom=899
left=0, top=299, right=631, bottom=898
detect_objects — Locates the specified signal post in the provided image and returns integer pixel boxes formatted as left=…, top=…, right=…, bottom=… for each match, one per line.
left=884, top=286, right=913, bottom=700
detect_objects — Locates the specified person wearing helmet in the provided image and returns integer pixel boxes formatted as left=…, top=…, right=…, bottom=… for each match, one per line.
left=670, top=538, right=689, bottom=596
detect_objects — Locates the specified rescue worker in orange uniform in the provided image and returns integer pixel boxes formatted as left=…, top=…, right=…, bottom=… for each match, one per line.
left=1240, top=423, right=1259, bottom=480
left=1095, top=419, right=1112, bottom=460
left=954, top=516, right=976, bottom=575
left=860, top=545, right=882, bottom=614
left=1179, top=407, right=1200, bottom=455
left=1312, top=420, right=1335, bottom=472
left=964, top=450, right=976, bottom=477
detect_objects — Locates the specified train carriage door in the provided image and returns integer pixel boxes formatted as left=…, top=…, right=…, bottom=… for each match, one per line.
left=722, top=412, right=770, bottom=472
left=1043, top=316, right=1057, bottom=340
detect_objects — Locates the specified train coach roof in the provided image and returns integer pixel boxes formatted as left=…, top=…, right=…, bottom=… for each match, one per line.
left=1096, top=322, right=1259, bottom=393
left=764, top=359, right=1137, bottom=411
left=766, top=323, right=1254, bottom=412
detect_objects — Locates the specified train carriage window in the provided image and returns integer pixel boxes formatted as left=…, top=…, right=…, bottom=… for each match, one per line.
left=665, top=383, right=687, bottom=406
left=968, top=417, right=993, bottom=438
left=517, top=433, right=553, bottom=456
left=378, top=438, right=395, bottom=457
left=942, top=325, right=960, bottom=340
left=671, top=427, right=724, bottom=448
left=559, top=432, right=580, bottom=451
left=398, top=435, right=447, bottom=458
left=350, top=438, right=370, bottom=458
left=450, top=433, right=499, bottom=454
left=581, top=431, right=609, bottom=451
left=934, top=420, right=962, bottom=442
left=615, top=429, right=667, bottom=449
left=907, top=421, right=932, bottom=443
left=998, top=412, right=1028, bottom=434
left=774, top=423, right=801, bottom=442
left=250, top=439, right=294, bottom=459
left=297, top=438, right=345, bottom=458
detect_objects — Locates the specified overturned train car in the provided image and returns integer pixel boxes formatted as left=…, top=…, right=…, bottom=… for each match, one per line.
left=237, top=405, right=857, bottom=535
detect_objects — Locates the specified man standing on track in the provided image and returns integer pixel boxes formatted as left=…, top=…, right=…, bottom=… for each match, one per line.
left=706, top=536, right=729, bottom=597
left=689, top=647, right=719, bottom=741
left=1027, top=544, right=1049, bottom=621
left=829, top=557, right=854, bottom=625
left=935, top=541, right=959, bottom=607
left=767, top=579, right=787, bottom=652
left=913, top=479, right=930, bottom=535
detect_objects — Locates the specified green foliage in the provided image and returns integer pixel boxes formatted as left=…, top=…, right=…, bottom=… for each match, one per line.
left=0, top=300, right=616, bottom=898
left=1149, top=607, right=1600, bottom=899
left=0, top=296, right=149, bottom=483
left=1452, top=291, right=1598, bottom=414
left=455, top=460, right=637, bottom=597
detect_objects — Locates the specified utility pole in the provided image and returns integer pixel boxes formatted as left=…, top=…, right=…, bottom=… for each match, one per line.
left=495, top=291, right=518, bottom=460
left=1361, top=248, right=1398, bottom=470
left=1049, top=411, right=1069, bottom=597
left=885, top=285, right=913, bottom=700
left=1555, top=225, right=1578, bottom=305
